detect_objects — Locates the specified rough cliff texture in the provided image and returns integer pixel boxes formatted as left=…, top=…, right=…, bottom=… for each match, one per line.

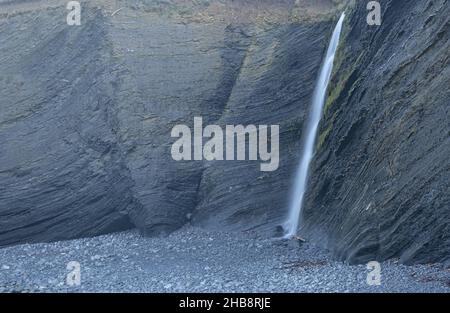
left=1, top=0, right=448, bottom=266
left=0, top=7, right=136, bottom=246
left=0, top=0, right=341, bottom=244
left=303, top=0, right=450, bottom=265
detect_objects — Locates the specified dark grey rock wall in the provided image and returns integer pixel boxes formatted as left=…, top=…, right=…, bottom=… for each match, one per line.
left=192, top=23, right=331, bottom=232
left=302, top=0, right=450, bottom=265
left=0, top=9, right=135, bottom=246
left=3, top=0, right=447, bottom=266
left=98, top=5, right=334, bottom=236
left=0, top=1, right=335, bottom=245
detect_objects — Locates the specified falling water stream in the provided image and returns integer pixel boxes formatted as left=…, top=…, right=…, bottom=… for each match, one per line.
left=283, top=13, right=346, bottom=239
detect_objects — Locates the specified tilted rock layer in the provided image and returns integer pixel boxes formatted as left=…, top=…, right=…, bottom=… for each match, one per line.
left=0, top=0, right=338, bottom=244
left=303, top=0, right=450, bottom=265
left=1, top=0, right=448, bottom=265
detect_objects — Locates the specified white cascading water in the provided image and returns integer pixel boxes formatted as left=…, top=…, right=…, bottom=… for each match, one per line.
left=283, top=13, right=345, bottom=239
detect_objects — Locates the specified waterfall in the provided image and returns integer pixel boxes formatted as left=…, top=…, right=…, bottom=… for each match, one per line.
left=283, top=13, right=345, bottom=239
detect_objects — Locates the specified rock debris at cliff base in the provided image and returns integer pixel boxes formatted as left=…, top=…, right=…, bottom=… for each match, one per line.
left=0, top=227, right=449, bottom=292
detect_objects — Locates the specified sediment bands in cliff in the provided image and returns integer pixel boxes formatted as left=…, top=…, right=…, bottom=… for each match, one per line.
left=1, top=0, right=448, bottom=266
left=0, top=1, right=337, bottom=245
left=303, top=0, right=450, bottom=265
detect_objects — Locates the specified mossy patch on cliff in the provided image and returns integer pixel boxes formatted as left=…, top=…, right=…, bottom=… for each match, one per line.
left=317, top=111, right=337, bottom=151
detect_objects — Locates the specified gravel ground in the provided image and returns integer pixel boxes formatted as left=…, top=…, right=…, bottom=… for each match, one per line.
left=0, top=226, right=449, bottom=293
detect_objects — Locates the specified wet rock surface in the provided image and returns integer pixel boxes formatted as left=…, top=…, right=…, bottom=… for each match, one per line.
left=303, top=0, right=450, bottom=264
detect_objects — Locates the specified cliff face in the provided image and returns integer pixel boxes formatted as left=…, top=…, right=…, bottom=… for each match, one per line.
left=303, top=0, right=450, bottom=265
left=1, top=0, right=448, bottom=266
left=105, top=2, right=337, bottom=235
left=0, top=8, right=136, bottom=245
left=0, top=0, right=339, bottom=245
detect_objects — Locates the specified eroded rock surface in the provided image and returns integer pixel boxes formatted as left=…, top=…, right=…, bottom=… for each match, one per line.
left=0, top=0, right=338, bottom=244
left=303, top=0, right=450, bottom=265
